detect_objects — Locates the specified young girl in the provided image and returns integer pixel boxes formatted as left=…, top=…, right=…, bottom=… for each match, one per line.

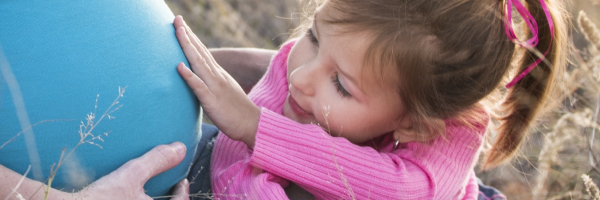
left=175, top=0, right=567, bottom=199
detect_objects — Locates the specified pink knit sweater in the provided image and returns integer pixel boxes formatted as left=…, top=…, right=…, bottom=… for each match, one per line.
left=210, top=40, right=487, bottom=200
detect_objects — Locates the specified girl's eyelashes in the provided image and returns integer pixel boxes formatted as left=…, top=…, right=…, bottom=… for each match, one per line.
left=306, top=28, right=319, bottom=46
left=332, top=72, right=352, bottom=98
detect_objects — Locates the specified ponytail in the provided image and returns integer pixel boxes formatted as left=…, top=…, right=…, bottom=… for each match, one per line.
left=482, top=0, right=567, bottom=169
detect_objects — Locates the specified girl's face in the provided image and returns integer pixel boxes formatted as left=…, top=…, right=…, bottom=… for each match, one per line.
left=284, top=6, right=412, bottom=144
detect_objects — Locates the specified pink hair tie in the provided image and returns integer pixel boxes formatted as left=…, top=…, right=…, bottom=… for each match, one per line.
left=504, top=0, right=555, bottom=88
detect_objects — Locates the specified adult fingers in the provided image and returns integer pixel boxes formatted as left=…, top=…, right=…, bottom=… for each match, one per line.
left=120, top=142, right=187, bottom=184
left=170, top=178, right=190, bottom=200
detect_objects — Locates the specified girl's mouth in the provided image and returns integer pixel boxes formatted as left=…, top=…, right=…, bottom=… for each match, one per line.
left=288, top=94, right=311, bottom=117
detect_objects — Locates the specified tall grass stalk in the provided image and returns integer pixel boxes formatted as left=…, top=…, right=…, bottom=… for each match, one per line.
left=0, top=120, right=70, bottom=150
left=321, top=106, right=356, bottom=200
left=582, top=174, right=600, bottom=200
left=578, top=11, right=600, bottom=50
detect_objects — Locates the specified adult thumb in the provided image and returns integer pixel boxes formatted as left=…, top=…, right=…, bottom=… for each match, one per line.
left=121, top=142, right=187, bottom=184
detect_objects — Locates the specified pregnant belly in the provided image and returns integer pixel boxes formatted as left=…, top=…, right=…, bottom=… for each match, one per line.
left=0, top=0, right=201, bottom=196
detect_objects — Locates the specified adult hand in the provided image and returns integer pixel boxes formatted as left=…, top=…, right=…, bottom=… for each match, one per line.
left=2, top=142, right=188, bottom=200
left=174, top=16, right=261, bottom=148
left=74, top=142, right=189, bottom=200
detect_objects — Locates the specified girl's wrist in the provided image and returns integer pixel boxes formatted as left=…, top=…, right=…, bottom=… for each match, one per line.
left=242, top=105, right=262, bottom=148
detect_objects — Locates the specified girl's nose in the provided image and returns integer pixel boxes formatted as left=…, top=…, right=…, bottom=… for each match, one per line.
left=289, top=64, right=316, bottom=96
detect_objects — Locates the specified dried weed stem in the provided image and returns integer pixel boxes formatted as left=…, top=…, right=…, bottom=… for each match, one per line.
left=582, top=174, right=600, bottom=200
left=38, top=86, right=127, bottom=200
left=533, top=109, right=600, bottom=199
left=578, top=11, right=600, bottom=50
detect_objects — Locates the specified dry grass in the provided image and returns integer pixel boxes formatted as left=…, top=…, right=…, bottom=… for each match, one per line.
left=582, top=174, right=600, bottom=200
left=0, top=87, right=126, bottom=200
left=166, top=0, right=600, bottom=199
left=41, top=86, right=126, bottom=199
left=165, top=0, right=304, bottom=49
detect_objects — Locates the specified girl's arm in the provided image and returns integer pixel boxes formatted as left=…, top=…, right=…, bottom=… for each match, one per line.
left=209, top=48, right=275, bottom=93
left=247, top=109, right=485, bottom=199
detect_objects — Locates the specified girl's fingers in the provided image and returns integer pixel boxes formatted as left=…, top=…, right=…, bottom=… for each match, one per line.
left=177, top=63, right=212, bottom=101
left=181, top=18, right=212, bottom=58
left=174, top=16, right=223, bottom=78
left=181, top=19, right=219, bottom=66
left=173, top=16, right=183, bottom=28
left=174, top=16, right=231, bottom=87
left=182, top=21, right=201, bottom=48
left=175, top=27, right=215, bottom=77
left=174, top=16, right=207, bottom=63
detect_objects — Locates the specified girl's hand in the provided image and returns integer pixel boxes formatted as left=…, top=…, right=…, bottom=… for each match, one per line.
left=173, top=16, right=260, bottom=148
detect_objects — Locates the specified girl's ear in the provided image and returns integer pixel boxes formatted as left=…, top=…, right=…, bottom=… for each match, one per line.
left=392, top=116, right=445, bottom=143
left=392, top=116, right=416, bottom=143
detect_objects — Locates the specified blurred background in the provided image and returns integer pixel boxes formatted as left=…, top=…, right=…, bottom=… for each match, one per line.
left=165, top=0, right=600, bottom=199
left=166, top=0, right=304, bottom=49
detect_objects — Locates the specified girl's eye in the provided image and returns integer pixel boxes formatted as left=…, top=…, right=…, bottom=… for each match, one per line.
left=332, top=73, right=352, bottom=98
left=306, top=28, right=319, bottom=46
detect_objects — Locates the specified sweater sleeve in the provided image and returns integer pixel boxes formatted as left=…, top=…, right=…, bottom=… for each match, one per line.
left=249, top=109, right=486, bottom=199
left=210, top=133, right=291, bottom=200
left=463, top=171, right=480, bottom=200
